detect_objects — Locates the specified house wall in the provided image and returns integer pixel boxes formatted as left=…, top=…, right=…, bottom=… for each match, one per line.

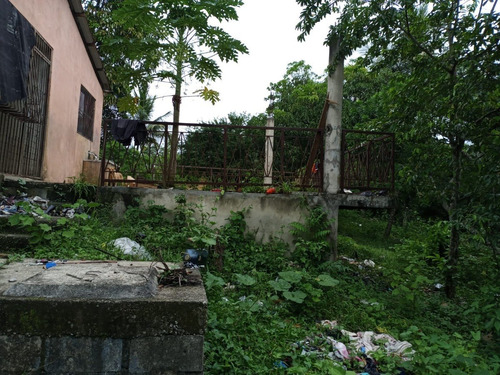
left=10, top=0, right=104, bottom=183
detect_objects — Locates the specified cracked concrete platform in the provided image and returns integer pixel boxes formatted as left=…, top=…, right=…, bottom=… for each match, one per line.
left=0, top=260, right=159, bottom=299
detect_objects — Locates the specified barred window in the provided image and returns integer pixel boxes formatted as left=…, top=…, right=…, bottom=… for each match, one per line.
left=77, top=85, right=95, bottom=141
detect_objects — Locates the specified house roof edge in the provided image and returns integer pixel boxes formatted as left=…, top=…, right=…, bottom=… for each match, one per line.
left=67, top=0, right=111, bottom=93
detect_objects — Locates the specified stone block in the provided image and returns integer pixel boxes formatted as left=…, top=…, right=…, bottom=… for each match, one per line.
left=129, top=335, right=204, bottom=374
left=0, top=335, right=41, bottom=373
left=44, top=337, right=122, bottom=373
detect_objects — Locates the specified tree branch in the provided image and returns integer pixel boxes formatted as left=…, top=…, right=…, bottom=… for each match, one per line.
left=492, top=0, right=498, bottom=14
left=400, top=6, right=453, bottom=74
left=475, top=107, right=500, bottom=126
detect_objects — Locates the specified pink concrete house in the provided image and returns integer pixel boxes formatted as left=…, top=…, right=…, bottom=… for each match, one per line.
left=0, top=0, right=109, bottom=182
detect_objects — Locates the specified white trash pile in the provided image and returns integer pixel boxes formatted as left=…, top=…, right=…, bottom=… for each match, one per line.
left=321, top=320, right=414, bottom=360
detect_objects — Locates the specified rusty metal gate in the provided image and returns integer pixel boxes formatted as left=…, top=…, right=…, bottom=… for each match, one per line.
left=0, top=32, right=52, bottom=178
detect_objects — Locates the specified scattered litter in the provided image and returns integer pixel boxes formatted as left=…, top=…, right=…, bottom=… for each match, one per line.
left=273, top=360, right=289, bottom=369
left=363, top=260, right=375, bottom=268
left=183, top=249, right=208, bottom=268
left=63, top=208, right=75, bottom=218
left=332, top=340, right=350, bottom=359
left=290, top=321, right=413, bottom=374
left=44, top=262, right=57, bottom=270
left=340, top=257, right=377, bottom=269
left=31, top=196, right=48, bottom=210
left=320, top=320, right=414, bottom=359
left=110, top=237, right=151, bottom=260
left=1, top=205, right=18, bottom=215
left=8, top=278, right=17, bottom=283
left=0, top=194, right=84, bottom=218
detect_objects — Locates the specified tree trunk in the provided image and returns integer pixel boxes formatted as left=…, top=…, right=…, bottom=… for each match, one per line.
left=384, top=206, right=396, bottom=239
left=445, top=138, right=464, bottom=298
left=166, top=61, right=183, bottom=185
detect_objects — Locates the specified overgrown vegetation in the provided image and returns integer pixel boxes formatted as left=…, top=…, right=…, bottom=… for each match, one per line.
left=5, top=197, right=499, bottom=374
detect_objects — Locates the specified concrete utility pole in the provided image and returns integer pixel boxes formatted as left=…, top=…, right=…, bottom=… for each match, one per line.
left=323, top=37, right=344, bottom=194
left=324, top=36, right=344, bottom=261
left=264, top=115, right=274, bottom=185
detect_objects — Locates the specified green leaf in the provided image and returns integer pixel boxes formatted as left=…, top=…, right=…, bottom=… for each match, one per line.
left=283, top=290, right=307, bottom=303
left=268, top=279, right=292, bottom=292
left=62, top=230, right=75, bottom=238
left=8, top=215, right=21, bottom=226
left=316, top=274, right=339, bottom=287
left=21, top=216, right=35, bottom=227
left=39, top=223, right=52, bottom=232
left=205, top=272, right=225, bottom=289
left=278, top=271, right=303, bottom=284
left=202, top=237, right=217, bottom=246
left=57, top=218, right=68, bottom=226
left=235, top=273, right=256, bottom=286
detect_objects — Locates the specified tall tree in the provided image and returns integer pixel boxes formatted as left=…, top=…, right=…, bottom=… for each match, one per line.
left=267, top=61, right=326, bottom=128
left=157, top=0, right=248, bottom=182
left=296, top=0, right=500, bottom=297
left=84, top=0, right=248, bottom=182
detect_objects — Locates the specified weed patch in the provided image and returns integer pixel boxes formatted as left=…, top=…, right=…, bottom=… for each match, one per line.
left=6, top=200, right=500, bottom=373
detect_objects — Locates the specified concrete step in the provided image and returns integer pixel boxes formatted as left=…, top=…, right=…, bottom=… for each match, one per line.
left=0, top=233, right=30, bottom=250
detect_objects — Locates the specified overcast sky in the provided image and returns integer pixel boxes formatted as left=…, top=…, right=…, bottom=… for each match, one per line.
left=151, top=0, right=337, bottom=123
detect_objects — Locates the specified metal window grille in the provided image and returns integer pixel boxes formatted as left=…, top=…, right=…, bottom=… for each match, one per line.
left=77, top=85, right=95, bottom=141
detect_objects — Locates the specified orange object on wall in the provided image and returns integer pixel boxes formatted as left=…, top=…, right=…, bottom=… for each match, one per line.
left=266, top=187, right=276, bottom=195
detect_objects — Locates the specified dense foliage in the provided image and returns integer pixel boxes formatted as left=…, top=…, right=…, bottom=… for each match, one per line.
left=4, top=197, right=499, bottom=373
left=296, top=0, right=500, bottom=297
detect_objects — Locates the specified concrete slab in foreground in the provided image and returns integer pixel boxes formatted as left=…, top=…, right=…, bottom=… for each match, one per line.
left=0, top=260, right=207, bottom=375
left=1, top=260, right=159, bottom=299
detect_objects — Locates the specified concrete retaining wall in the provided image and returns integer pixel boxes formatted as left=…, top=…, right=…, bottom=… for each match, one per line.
left=97, top=186, right=391, bottom=247
left=1, top=178, right=391, bottom=249
left=99, top=187, right=313, bottom=245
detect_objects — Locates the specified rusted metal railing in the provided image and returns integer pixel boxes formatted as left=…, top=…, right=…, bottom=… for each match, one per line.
left=100, top=120, right=324, bottom=191
left=341, top=130, right=395, bottom=192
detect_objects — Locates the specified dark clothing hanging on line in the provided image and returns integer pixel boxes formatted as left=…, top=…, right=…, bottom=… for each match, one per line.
left=111, top=119, right=148, bottom=146
left=0, top=0, right=36, bottom=108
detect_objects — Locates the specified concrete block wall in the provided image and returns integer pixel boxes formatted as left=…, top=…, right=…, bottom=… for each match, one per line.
left=0, top=335, right=204, bottom=374
left=0, top=261, right=207, bottom=374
